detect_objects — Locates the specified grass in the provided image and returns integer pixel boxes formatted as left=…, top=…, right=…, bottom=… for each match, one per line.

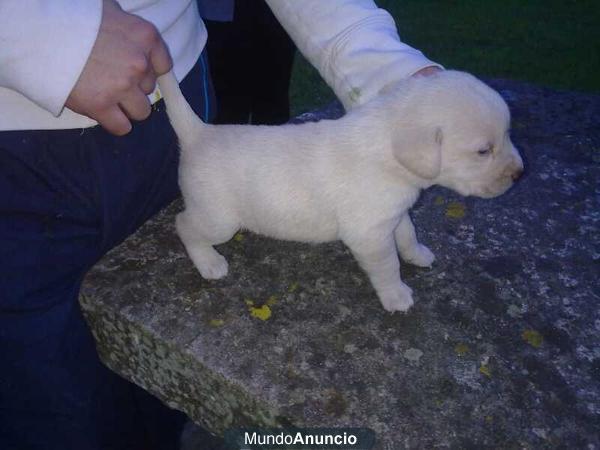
left=289, top=0, right=600, bottom=115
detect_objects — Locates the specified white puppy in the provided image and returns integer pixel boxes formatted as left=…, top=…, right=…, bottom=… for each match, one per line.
left=158, top=70, right=523, bottom=312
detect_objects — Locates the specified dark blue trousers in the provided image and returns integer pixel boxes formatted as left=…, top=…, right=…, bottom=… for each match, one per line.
left=0, top=54, right=214, bottom=450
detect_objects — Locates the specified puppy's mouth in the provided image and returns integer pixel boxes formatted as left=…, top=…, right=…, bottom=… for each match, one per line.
left=477, top=178, right=515, bottom=198
left=445, top=177, right=515, bottom=199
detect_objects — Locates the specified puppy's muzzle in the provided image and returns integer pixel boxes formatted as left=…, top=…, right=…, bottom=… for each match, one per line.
left=499, top=162, right=523, bottom=183
left=511, top=167, right=524, bottom=181
left=505, top=148, right=524, bottom=182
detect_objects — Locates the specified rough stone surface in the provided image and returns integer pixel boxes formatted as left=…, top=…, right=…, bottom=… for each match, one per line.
left=80, top=79, right=600, bottom=449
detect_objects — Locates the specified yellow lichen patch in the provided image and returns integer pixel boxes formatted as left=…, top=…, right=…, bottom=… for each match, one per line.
left=266, top=295, right=277, bottom=306
left=209, top=319, right=224, bottom=327
left=324, top=389, right=348, bottom=417
left=479, top=364, right=492, bottom=377
left=288, top=282, right=299, bottom=293
left=446, top=202, right=466, bottom=219
left=244, top=298, right=254, bottom=306
left=233, top=232, right=244, bottom=242
left=249, top=304, right=271, bottom=321
left=454, top=343, right=469, bottom=356
left=522, top=329, right=543, bottom=348
left=434, top=196, right=445, bottom=206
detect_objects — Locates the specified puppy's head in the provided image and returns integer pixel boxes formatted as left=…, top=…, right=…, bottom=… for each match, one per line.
left=389, top=71, right=523, bottom=198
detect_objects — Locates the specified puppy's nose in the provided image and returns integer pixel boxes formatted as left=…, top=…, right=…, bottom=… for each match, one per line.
left=511, top=168, right=523, bottom=181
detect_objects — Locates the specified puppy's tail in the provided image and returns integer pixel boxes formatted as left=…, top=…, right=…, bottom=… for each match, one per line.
left=157, top=70, right=206, bottom=144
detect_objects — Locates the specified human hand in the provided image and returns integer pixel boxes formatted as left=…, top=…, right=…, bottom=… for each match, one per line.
left=65, top=0, right=172, bottom=135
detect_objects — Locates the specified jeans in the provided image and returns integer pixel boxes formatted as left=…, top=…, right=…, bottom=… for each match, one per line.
left=0, top=53, right=214, bottom=450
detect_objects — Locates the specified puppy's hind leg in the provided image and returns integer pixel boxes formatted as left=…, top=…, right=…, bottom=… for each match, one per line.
left=176, top=210, right=237, bottom=279
left=394, top=214, right=435, bottom=268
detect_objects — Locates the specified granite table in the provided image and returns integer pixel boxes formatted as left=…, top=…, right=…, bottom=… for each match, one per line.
left=80, top=79, right=600, bottom=449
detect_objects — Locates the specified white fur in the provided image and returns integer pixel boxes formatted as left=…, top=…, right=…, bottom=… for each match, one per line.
left=158, top=70, right=523, bottom=312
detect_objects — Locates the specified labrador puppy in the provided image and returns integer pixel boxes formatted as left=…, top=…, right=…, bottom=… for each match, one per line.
left=157, top=70, right=523, bottom=312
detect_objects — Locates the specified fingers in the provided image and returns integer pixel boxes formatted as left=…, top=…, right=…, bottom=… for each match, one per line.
left=95, top=106, right=132, bottom=136
left=97, top=87, right=151, bottom=135
left=148, top=36, right=173, bottom=76
left=119, top=88, right=152, bottom=121
left=139, top=72, right=157, bottom=95
left=130, top=17, right=172, bottom=77
left=106, top=21, right=167, bottom=131
left=96, top=53, right=158, bottom=134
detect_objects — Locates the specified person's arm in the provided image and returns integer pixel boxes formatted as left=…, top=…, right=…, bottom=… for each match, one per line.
left=0, top=0, right=172, bottom=136
left=0, top=0, right=102, bottom=116
left=264, top=0, right=443, bottom=110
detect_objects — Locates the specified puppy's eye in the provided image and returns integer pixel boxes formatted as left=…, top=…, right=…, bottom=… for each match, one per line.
left=477, top=145, right=493, bottom=156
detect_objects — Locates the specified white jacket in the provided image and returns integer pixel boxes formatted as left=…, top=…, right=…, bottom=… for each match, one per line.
left=0, top=0, right=441, bottom=131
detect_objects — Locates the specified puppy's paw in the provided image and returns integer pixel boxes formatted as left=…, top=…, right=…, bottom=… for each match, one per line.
left=403, top=243, right=435, bottom=268
left=379, top=283, right=414, bottom=313
left=189, top=248, right=229, bottom=280
left=199, top=253, right=229, bottom=279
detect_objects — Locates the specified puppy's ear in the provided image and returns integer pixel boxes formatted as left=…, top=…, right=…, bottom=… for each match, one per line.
left=392, top=126, right=443, bottom=179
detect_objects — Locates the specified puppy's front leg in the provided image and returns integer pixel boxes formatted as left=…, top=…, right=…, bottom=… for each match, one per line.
left=346, top=236, right=414, bottom=312
left=394, top=214, right=435, bottom=268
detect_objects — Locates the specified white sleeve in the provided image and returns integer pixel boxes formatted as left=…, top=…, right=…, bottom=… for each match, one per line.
left=0, top=0, right=103, bottom=116
left=264, top=0, right=442, bottom=110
